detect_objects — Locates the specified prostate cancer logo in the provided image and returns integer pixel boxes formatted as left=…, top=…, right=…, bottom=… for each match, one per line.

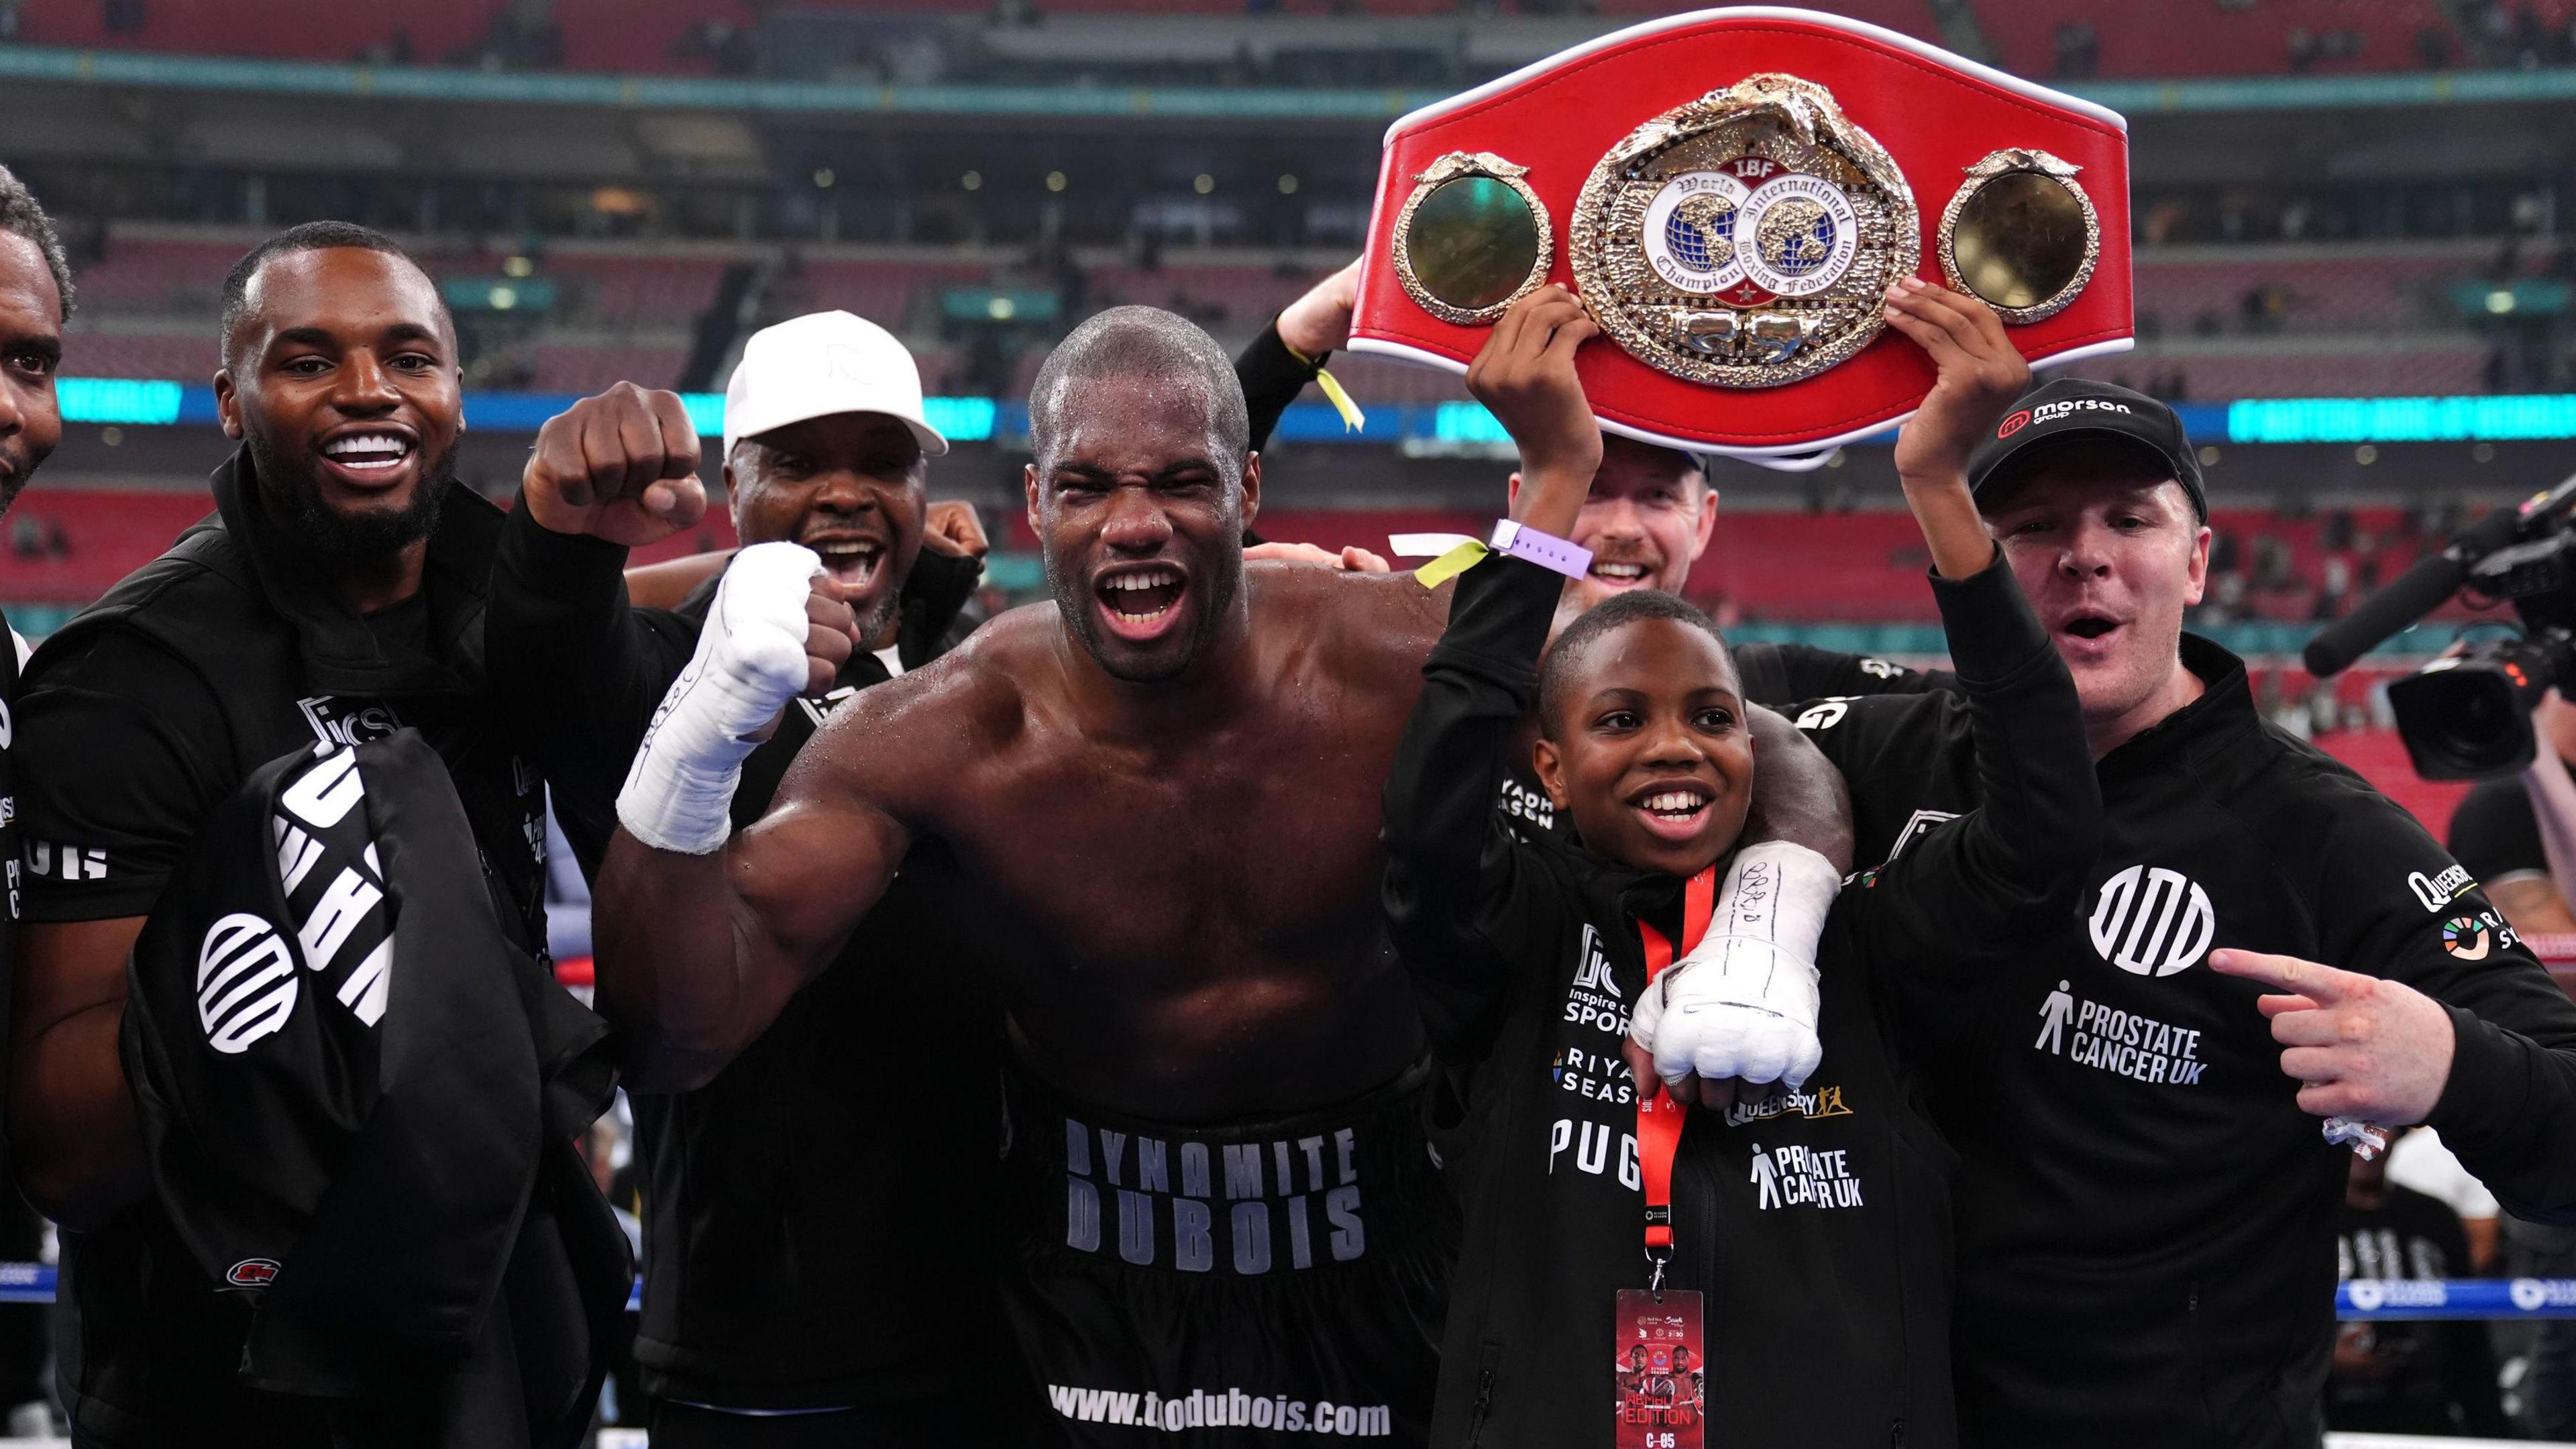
left=1997, top=410, right=2031, bottom=438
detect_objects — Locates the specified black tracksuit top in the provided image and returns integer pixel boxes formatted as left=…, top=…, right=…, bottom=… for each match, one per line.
left=483, top=503, right=996, bottom=1411
left=1380, top=549, right=2100, bottom=1449
left=1793, top=631, right=2576, bottom=1448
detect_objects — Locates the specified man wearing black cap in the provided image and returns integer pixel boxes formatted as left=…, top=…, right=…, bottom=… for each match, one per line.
left=1731, top=280, right=2576, bottom=1447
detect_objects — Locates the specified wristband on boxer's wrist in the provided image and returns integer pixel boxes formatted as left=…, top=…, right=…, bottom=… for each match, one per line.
left=1489, top=519, right=1593, bottom=580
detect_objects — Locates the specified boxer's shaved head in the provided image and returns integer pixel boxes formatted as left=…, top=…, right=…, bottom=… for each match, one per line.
left=1023, top=306, right=1261, bottom=684
left=1029, top=307, right=1249, bottom=479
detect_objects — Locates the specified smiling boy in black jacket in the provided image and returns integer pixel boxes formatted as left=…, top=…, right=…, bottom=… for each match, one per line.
left=1381, top=285, right=2097, bottom=1448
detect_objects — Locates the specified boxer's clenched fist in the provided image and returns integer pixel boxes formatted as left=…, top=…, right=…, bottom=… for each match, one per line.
left=1627, top=936, right=1823, bottom=1111
left=618, top=543, right=849, bottom=855
left=523, top=380, right=709, bottom=547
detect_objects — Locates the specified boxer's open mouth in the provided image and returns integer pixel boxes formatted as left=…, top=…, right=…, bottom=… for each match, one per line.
left=1094, top=564, right=1187, bottom=642
left=1628, top=781, right=1713, bottom=842
left=1590, top=560, right=1652, bottom=588
left=2063, top=615, right=2118, bottom=639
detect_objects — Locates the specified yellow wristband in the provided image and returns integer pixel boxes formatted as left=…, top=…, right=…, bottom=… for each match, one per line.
left=1415, top=539, right=1489, bottom=588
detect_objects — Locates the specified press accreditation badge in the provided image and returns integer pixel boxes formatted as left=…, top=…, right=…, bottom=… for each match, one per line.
left=1614, top=1287, right=1707, bottom=1449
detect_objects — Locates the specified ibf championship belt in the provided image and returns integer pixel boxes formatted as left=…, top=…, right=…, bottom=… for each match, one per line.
left=1350, top=7, right=2132, bottom=458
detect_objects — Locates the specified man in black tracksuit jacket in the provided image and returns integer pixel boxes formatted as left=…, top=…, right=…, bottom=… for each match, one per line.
left=1383, top=539, right=2095, bottom=1448
left=482, top=325, right=1008, bottom=1442
left=11, top=227, right=600, bottom=1444
left=1756, top=344, right=2576, bottom=1441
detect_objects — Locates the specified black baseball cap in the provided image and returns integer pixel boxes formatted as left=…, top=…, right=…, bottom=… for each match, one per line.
left=1965, top=378, right=2206, bottom=520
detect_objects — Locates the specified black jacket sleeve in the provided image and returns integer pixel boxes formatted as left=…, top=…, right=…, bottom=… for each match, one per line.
left=1733, top=640, right=1956, bottom=710
left=2298, top=782, right=2576, bottom=1220
left=1236, top=317, right=1326, bottom=456
left=1851, top=555, right=2102, bottom=978
left=1380, top=554, right=1572, bottom=1061
left=483, top=499, right=702, bottom=871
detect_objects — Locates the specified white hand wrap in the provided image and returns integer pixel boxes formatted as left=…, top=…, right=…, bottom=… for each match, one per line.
left=1628, top=840, right=1842, bottom=1091
left=615, top=541, right=824, bottom=855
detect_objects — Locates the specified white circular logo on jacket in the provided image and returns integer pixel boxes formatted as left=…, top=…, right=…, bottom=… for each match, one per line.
left=2088, top=865, right=2215, bottom=977
left=197, top=912, right=298, bottom=1055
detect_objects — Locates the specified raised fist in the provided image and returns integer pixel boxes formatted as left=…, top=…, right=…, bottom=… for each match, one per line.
left=523, top=380, right=709, bottom=547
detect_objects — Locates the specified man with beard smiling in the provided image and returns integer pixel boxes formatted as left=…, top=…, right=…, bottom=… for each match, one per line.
left=574, top=299, right=1851, bottom=1443
left=485, top=310, right=1011, bottom=1446
left=7, top=221, right=619, bottom=1445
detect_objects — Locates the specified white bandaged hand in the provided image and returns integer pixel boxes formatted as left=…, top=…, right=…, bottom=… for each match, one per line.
left=1628, top=840, right=1841, bottom=1092
left=616, top=541, right=824, bottom=854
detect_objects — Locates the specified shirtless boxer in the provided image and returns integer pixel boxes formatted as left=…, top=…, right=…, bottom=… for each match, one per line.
left=586, top=297, right=1849, bottom=1442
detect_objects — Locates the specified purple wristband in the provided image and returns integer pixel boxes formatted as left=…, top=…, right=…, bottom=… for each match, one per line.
left=1489, top=519, right=1594, bottom=580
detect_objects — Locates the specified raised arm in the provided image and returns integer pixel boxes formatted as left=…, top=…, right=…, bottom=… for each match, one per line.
left=1856, top=280, right=2100, bottom=967
left=1238, top=258, right=1359, bottom=453
left=1379, top=552, right=1567, bottom=1060
left=486, top=383, right=710, bottom=864
left=1380, top=288, right=1600, bottom=1056
left=593, top=718, right=909, bottom=1091
left=549, top=401, right=899, bottom=1088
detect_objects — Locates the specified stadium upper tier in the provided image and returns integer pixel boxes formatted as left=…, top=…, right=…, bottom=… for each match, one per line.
left=0, top=486, right=2491, bottom=645
left=52, top=227, right=2544, bottom=405
left=11, top=0, right=2573, bottom=81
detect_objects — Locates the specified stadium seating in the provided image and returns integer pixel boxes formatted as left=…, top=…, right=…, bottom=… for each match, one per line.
left=62, top=331, right=221, bottom=381
left=528, top=341, right=692, bottom=393
left=2074, top=346, right=2493, bottom=402
left=1974, top=0, right=2461, bottom=79
left=15, top=0, right=756, bottom=77
left=11, top=0, right=2528, bottom=78
left=2129, top=246, right=2491, bottom=335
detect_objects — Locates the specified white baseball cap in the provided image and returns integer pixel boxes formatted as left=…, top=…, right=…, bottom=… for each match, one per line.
left=721, top=310, right=948, bottom=461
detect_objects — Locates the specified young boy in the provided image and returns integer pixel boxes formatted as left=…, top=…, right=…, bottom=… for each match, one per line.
left=1381, top=286, right=2101, bottom=1448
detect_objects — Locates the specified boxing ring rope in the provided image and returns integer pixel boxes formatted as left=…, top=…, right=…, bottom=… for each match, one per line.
left=0, top=1266, right=2562, bottom=1319
left=0, top=1267, right=2559, bottom=1445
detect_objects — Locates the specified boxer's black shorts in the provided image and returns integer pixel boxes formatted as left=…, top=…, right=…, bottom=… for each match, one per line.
left=998, top=1060, right=1457, bottom=1446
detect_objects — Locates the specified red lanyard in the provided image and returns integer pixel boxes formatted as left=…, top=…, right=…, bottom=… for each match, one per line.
left=1633, top=867, right=1715, bottom=1287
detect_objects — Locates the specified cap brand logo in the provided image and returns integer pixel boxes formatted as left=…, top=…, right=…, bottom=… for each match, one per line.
left=1997, top=410, right=2031, bottom=438
left=2032, top=398, right=2133, bottom=426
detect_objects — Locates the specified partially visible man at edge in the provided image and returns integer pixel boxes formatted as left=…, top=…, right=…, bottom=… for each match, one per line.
left=564, top=299, right=1854, bottom=1443
left=4, top=222, right=621, bottom=1445
left=485, top=310, right=1025, bottom=1445
left=0, top=161, right=73, bottom=1440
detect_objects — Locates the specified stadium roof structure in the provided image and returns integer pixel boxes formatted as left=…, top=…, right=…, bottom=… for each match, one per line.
left=6, top=42, right=2576, bottom=121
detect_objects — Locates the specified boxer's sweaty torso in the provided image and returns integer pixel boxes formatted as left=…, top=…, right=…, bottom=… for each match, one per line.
left=797, top=562, right=1446, bottom=1120
left=777, top=562, right=1458, bottom=1442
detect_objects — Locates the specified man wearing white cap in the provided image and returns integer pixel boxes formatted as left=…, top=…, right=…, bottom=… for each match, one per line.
left=485, top=311, right=1028, bottom=1446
